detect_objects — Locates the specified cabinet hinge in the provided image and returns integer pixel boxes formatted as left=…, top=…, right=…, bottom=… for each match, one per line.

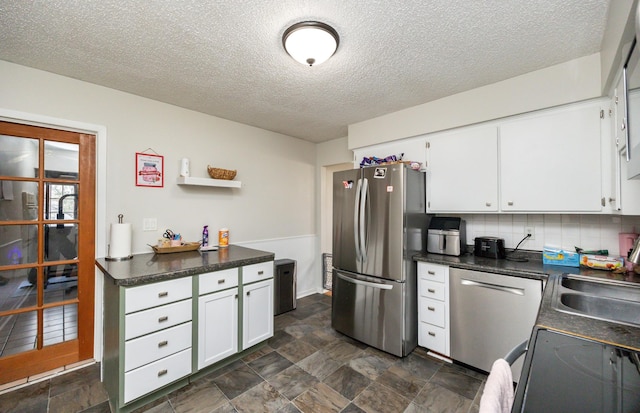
left=600, top=109, right=604, bottom=119
left=615, top=96, right=619, bottom=105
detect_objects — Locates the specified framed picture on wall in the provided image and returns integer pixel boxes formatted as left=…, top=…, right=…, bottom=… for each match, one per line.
left=136, top=152, right=164, bottom=187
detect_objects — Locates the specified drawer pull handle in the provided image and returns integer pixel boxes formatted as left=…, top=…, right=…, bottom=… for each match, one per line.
left=427, top=288, right=436, bottom=293
left=158, top=340, right=168, bottom=347
left=258, top=270, right=264, bottom=275
left=428, top=332, right=436, bottom=337
left=157, top=369, right=168, bottom=377
left=158, top=292, right=168, bottom=298
left=428, top=306, right=435, bottom=311
left=427, top=271, right=435, bottom=275
left=158, top=316, right=168, bottom=322
left=218, top=279, right=225, bottom=284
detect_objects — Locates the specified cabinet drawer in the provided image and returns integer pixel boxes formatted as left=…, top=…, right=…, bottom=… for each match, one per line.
left=418, top=323, right=447, bottom=355
left=125, top=322, right=192, bottom=372
left=417, top=263, right=446, bottom=283
left=199, top=268, right=238, bottom=295
left=419, top=280, right=445, bottom=301
left=124, top=348, right=192, bottom=403
left=125, top=277, right=192, bottom=314
left=419, top=299, right=446, bottom=327
left=243, top=261, right=274, bottom=284
left=125, top=299, right=192, bottom=340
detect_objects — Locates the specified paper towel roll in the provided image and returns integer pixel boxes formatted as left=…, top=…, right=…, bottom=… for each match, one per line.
left=108, top=223, right=132, bottom=259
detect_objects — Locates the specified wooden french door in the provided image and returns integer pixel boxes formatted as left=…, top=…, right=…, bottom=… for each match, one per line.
left=0, top=121, right=96, bottom=384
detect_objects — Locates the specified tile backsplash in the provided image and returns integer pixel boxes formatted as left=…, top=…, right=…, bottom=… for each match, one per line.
left=454, top=214, right=640, bottom=257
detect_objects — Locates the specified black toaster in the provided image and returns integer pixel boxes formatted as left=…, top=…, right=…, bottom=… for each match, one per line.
left=474, top=237, right=506, bottom=259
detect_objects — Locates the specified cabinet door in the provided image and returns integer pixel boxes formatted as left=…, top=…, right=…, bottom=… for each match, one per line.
left=198, top=288, right=238, bottom=369
left=500, top=103, right=603, bottom=212
left=426, top=126, right=498, bottom=212
left=242, top=279, right=274, bottom=349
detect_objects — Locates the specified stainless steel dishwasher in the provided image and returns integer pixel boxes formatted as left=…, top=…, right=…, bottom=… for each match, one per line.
left=449, top=268, right=543, bottom=381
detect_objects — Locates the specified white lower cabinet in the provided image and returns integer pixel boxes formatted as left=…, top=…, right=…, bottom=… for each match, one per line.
left=417, top=262, right=450, bottom=356
left=243, top=278, right=274, bottom=349
left=198, top=287, right=238, bottom=369
left=124, top=348, right=192, bottom=403
left=119, top=277, right=193, bottom=404
left=103, top=259, right=275, bottom=412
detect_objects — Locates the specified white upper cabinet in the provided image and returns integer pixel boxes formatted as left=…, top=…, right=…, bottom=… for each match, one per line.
left=426, top=126, right=499, bottom=212
left=499, top=102, right=603, bottom=212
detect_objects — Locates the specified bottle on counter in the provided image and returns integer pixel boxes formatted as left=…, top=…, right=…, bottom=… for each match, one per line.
left=202, top=225, right=209, bottom=247
left=219, top=228, right=229, bottom=248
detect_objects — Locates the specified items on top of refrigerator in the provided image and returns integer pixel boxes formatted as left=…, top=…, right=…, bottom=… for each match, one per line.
left=359, top=153, right=422, bottom=170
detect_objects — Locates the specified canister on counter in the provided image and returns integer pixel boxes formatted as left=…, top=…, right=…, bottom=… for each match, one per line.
left=219, top=228, right=229, bottom=247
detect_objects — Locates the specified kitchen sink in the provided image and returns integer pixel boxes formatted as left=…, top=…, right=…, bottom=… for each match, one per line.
left=553, top=275, right=640, bottom=328
left=560, top=277, right=640, bottom=302
left=558, top=293, right=640, bottom=327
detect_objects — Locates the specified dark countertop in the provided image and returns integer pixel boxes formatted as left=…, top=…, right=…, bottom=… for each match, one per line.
left=96, top=244, right=275, bottom=286
left=535, top=273, right=640, bottom=351
left=414, top=250, right=640, bottom=351
left=414, top=251, right=640, bottom=283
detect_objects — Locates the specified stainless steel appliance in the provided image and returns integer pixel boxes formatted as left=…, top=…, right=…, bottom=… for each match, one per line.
left=426, top=216, right=466, bottom=256
left=449, top=268, right=543, bottom=381
left=332, top=164, right=429, bottom=357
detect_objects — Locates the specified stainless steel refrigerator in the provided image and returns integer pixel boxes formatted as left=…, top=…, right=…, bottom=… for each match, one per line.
left=331, top=164, right=429, bottom=357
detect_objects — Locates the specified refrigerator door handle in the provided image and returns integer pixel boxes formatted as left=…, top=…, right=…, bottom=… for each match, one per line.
left=336, top=272, right=393, bottom=290
left=354, top=178, right=363, bottom=260
left=359, top=178, right=369, bottom=260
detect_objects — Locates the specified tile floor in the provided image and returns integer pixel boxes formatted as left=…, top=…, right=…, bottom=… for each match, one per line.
left=0, top=293, right=488, bottom=412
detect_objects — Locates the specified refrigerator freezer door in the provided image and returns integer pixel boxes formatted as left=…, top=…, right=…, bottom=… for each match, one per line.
left=332, top=269, right=407, bottom=356
left=333, top=168, right=362, bottom=274
left=360, top=165, right=405, bottom=281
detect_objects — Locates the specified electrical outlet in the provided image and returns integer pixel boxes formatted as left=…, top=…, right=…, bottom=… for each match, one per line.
left=143, top=218, right=157, bottom=231
left=525, top=227, right=535, bottom=240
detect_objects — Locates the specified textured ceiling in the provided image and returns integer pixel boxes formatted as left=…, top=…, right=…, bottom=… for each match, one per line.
left=0, top=0, right=611, bottom=143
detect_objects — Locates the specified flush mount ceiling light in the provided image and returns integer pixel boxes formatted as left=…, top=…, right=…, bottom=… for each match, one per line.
left=282, top=21, right=339, bottom=66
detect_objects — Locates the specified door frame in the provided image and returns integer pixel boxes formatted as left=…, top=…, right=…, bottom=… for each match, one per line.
left=0, top=108, right=107, bottom=362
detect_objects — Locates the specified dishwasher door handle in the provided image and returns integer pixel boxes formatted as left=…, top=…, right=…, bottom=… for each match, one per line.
left=337, top=273, right=393, bottom=290
left=460, top=278, right=525, bottom=296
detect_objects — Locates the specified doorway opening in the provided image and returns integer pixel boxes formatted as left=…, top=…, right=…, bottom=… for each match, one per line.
left=0, top=121, right=96, bottom=384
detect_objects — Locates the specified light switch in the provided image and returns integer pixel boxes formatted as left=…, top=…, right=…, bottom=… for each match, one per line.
left=143, top=218, right=157, bottom=231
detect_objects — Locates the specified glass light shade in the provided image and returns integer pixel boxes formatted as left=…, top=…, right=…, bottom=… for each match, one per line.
left=283, top=22, right=339, bottom=66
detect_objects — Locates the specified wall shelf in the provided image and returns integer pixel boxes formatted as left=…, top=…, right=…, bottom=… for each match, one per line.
left=176, top=176, right=241, bottom=188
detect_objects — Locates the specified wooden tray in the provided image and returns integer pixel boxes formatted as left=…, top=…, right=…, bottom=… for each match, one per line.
left=151, top=242, right=201, bottom=254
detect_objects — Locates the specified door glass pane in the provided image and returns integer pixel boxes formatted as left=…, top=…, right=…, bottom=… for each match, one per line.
left=44, top=304, right=77, bottom=346
left=0, top=135, right=39, bottom=178
left=0, top=311, right=37, bottom=357
left=44, top=264, right=77, bottom=304
left=0, top=268, right=37, bottom=312
left=0, top=181, right=39, bottom=221
left=43, top=141, right=78, bottom=179
left=44, top=224, right=78, bottom=262
left=45, top=183, right=78, bottom=221
left=0, top=225, right=38, bottom=265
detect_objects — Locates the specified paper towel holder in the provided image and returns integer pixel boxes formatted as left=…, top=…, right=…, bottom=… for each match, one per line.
left=106, top=214, right=134, bottom=261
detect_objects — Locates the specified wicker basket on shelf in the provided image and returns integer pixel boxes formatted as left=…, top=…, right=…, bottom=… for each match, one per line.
left=207, top=166, right=237, bottom=180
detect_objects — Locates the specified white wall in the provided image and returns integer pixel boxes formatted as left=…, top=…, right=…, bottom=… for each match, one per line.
left=0, top=60, right=317, bottom=249
left=0, top=60, right=322, bottom=359
left=348, top=54, right=602, bottom=149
